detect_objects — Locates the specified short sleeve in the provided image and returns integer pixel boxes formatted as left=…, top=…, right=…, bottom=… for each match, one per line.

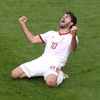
left=39, top=30, right=53, bottom=43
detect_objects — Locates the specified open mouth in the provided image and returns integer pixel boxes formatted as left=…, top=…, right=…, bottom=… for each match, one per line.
left=61, top=19, right=65, bottom=23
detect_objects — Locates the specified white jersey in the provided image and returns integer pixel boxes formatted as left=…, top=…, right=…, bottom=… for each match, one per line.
left=39, top=30, right=78, bottom=66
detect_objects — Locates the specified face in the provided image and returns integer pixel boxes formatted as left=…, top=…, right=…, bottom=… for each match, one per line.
left=60, top=14, right=73, bottom=29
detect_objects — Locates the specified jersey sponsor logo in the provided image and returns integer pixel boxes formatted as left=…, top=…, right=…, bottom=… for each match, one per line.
left=50, top=42, right=58, bottom=49
left=51, top=36, right=54, bottom=38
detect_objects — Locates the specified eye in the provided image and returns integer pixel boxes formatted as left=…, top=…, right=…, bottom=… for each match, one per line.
left=66, top=14, right=69, bottom=18
left=66, top=15, right=68, bottom=18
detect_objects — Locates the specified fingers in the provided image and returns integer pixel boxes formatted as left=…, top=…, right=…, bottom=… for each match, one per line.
left=71, top=26, right=78, bottom=36
left=19, top=16, right=27, bottom=24
left=71, top=26, right=78, bottom=31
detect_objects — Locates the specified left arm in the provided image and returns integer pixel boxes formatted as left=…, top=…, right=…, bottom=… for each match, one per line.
left=70, top=26, right=78, bottom=52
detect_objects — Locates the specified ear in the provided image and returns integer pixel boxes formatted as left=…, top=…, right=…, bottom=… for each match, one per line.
left=70, top=22, right=73, bottom=26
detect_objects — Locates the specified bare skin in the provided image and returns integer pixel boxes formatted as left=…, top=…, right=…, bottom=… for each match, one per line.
left=11, top=67, right=26, bottom=79
left=11, top=14, right=78, bottom=87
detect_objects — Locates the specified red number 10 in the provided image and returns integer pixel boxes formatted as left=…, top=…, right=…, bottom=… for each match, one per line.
left=50, top=42, right=58, bottom=49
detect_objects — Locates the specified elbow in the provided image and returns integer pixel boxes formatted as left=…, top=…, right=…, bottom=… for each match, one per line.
left=70, top=47, right=77, bottom=52
left=28, top=40, right=34, bottom=44
left=71, top=49, right=76, bottom=52
left=28, top=39, right=35, bottom=44
left=70, top=45, right=77, bottom=52
left=30, top=41, right=34, bottom=44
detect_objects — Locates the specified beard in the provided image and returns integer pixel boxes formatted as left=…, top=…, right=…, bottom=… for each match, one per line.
left=60, top=24, right=68, bottom=29
left=60, top=25, right=66, bottom=29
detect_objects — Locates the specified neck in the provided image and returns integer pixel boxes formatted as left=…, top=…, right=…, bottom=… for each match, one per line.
left=59, top=28, right=70, bottom=35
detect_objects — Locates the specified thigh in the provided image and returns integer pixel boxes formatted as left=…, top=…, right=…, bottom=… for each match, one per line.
left=11, top=66, right=27, bottom=78
left=20, top=57, right=46, bottom=78
left=43, top=59, right=61, bottom=80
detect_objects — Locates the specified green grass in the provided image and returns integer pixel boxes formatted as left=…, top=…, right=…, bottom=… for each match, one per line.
left=0, top=0, right=100, bottom=100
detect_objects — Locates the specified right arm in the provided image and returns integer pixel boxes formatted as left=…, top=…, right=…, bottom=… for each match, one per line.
left=70, top=26, right=78, bottom=52
left=19, top=16, right=42, bottom=44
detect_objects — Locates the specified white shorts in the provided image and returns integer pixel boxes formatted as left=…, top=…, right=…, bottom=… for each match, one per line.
left=20, top=55, right=62, bottom=79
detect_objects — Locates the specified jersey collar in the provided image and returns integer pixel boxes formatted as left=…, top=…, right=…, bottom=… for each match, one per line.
left=59, top=31, right=70, bottom=35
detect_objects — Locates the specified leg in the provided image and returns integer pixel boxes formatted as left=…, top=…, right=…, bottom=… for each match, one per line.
left=45, top=70, right=69, bottom=87
left=57, top=70, right=69, bottom=86
left=11, top=66, right=27, bottom=79
left=45, top=74, right=58, bottom=87
left=45, top=71, right=64, bottom=87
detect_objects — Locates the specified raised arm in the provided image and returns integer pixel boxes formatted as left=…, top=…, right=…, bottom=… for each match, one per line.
left=70, top=26, right=78, bottom=52
left=19, top=16, right=42, bottom=44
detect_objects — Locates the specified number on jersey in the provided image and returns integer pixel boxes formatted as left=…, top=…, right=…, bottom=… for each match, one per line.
left=50, top=42, right=58, bottom=49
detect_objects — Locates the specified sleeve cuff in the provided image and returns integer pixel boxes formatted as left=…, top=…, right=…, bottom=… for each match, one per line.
left=39, top=34, right=45, bottom=44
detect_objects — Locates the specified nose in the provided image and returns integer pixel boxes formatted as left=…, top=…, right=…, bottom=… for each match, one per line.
left=62, top=15, right=66, bottom=19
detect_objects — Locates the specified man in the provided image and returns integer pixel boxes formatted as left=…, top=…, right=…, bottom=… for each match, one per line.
left=11, top=11, right=78, bottom=87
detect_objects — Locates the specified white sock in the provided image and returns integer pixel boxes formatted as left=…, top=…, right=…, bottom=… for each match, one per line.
left=57, top=74, right=64, bottom=86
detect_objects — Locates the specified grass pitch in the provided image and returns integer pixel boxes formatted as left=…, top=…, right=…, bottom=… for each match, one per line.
left=0, top=0, right=100, bottom=100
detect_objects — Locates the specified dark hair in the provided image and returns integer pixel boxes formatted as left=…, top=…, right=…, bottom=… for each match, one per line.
left=66, top=11, right=77, bottom=28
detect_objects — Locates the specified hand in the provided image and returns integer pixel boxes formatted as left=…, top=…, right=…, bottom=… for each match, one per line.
left=71, top=26, right=78, bottom=36
left=19, top=16, right=27, bottom=25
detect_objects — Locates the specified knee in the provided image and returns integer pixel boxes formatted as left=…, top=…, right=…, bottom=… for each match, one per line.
left=11, top=70, right=18, bottom=79
left=46, top=80, right=57, bottom=87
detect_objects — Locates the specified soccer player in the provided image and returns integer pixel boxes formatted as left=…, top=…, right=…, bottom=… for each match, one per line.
left=11, top=11, right=78, bottom=87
